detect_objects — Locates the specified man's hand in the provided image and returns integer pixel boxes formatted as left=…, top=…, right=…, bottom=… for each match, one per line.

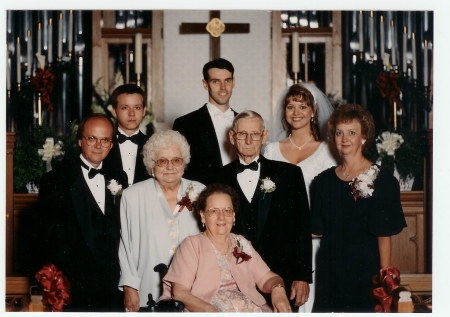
left=123, top=286, right=140, bottom=312
left=289, top=280, right=309, bottom=307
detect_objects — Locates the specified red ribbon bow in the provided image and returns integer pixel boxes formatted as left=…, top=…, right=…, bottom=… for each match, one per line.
left=177, top=195, right=193, bottom=212
left=35, top=263, right=72, bottom=312
left=376, top=71, right=404, bottom=123
left=232, top=246, right=252, bottom=264
left=30, top=68, right=55, bottom=112
left=371, top=266, right=401, bottom=313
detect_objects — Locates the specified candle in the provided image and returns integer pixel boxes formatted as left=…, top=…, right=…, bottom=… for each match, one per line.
left=393, top=101, right=397, bottom=131
left=27, top=29, right=32, bottom=76
left=380, top=16, right=385, bottom=63
left=58, top=13, right=63, bottom=59
left=369, top=11, right=374, bottom=58
left=134, top=33, right=142, bottom=74
left=48, top=18, right=53, bottom=63
left=38, top=93, right=42, bottom=126
left=359, top=11, right=364, bottom=56
left=424, top=40, right=428, bottom=86
left=68, top=10, right=73, bottom=53
left=291, top=32, right=299, bottom=73
left=16, top=37, right=21, bottom=84
left=6, top=45, right=11, bottom=90
left=412, top=32, right=417, bottom=80
left=37, top=23, right=42, bottom=54
left=390, top=20, right=396, bottom=67
left=402, top=26, right=407, bottom=74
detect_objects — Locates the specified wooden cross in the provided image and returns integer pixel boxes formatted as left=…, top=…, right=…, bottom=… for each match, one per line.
left=179, top=11, right=250, bottom=60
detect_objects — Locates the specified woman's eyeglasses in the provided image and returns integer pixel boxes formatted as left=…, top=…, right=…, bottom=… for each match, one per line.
left=153, top=157, right=184, bottom=167
left=204, top=208, right=235, bottom=218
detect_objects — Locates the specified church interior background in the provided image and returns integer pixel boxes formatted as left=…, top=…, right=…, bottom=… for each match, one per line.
left=5, top=9, right=434, bottom=310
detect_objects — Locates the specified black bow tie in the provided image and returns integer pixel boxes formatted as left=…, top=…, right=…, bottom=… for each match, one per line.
left=80, top=160, right=105, bottom=179
left=236, top=160, right=259, bottom=173
left=117, top=133, right=138, bottom=144
left=88, top=168, right=105, bottom=179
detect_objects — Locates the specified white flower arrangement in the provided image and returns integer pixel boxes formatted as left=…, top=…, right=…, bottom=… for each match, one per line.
left=260, top=177, right=276, bottom=198
left=38, top=138, right=65, bottom=172
left=349, top=165, right=380, bottom=200
left=177, top=182, right=201, bottom=212
left=234, top=237, right=253, bottom=256
left=376, top=131, right=404, bottom=157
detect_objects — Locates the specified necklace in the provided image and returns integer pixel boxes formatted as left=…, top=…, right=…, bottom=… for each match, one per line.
left=341, top=158, right=366, bottom=179
left=289, top=134, right=313, bottom=150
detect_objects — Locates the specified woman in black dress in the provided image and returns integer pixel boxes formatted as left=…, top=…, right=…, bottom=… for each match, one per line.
left=310, top=104, right=407, bottom=312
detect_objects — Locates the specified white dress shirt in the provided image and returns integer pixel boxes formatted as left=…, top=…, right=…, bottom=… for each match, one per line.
left=237, top=156, right=261, bottom=202
left=80, top=154, right=106, bottom=214
left=117, top=127, right=139, bottom=186
left=207, top=103, right=235, bottom=165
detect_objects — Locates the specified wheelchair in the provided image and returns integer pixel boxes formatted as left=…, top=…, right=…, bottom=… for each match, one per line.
left=139, top=263, right=185, bottom=312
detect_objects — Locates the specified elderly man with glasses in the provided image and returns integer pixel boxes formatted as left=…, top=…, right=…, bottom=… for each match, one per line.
left=208, top=110, right=312, bottom=312
left=36, top=113, right=123, bottom=312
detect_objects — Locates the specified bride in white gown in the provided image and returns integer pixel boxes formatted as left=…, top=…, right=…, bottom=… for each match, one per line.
left=263, top=83, right=339, bottom=313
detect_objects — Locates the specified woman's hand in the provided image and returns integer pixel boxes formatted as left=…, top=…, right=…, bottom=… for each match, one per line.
left=271, top=286, right=291, bottom=312
left=123, top=286, right=140, bottom=312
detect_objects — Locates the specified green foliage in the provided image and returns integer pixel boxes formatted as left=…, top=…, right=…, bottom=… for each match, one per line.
left=13, top=123, right=79, bottom=193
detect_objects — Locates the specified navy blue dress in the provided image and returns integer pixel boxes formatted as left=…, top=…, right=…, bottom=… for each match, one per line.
left=310, top=165, right=406, bottom=312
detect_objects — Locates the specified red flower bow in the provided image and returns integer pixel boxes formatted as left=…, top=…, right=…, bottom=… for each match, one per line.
left=35, top=263, right=72, bottom=312
left=371, top=266, right=401, bottom=313
left=31, top=68, right=55, bottom=112
left=376, top=71, right=404, bottom=124
left=177, top=195, right=193, bottom=212
left=232, top=246, right=252, bottom=264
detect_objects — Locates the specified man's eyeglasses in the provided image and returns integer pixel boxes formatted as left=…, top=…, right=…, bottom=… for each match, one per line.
left=234, top=131, right=263, bottom=141
left=204, top=207, right=235, bottom=218
left=82, top=135, right=112, bottom=147
left=153, top=157, right=184, bottom=167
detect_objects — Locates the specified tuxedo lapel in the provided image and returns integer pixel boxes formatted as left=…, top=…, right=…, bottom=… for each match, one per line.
left=133, top=131, right=150, bottom=183
left=257, top=158, right=273, bottom=240
left=198, top=105, right=222, bottom=166
left=70, top=170, right=95, bottom=255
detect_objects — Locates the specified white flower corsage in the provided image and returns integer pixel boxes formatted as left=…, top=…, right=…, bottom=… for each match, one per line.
left=232, top=237, right=253, bottom=264
left=107, top=179, right=123, bottom=204
left=260, top=177, right=276, bottom=198
left=177, top=182, right=201, bottom=212
left=349, top=165, right=380, bottom=200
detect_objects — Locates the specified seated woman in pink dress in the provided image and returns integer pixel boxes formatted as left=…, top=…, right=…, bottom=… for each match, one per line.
left=159, top=183, right=291, bottom=312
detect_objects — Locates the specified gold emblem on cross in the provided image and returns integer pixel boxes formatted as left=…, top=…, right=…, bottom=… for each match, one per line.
left=206, top=18, right=226, bottom=37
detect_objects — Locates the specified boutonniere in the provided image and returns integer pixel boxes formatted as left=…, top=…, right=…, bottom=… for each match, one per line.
left=260, top=177, right=276, bottom=198
left=349, top=165, right=380, bottom=201
left=232, top=238, right=252, bottom=264
left=107, top=179, right=123, bottom=204
left=177, top=182, right=201, bottom=212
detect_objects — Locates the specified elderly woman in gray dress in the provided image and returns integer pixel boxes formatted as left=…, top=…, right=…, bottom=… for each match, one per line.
left=118, top=130, right=205, bottom=312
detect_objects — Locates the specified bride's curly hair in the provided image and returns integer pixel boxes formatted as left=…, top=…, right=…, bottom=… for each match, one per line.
left=281, top=84, right=321, bottom=141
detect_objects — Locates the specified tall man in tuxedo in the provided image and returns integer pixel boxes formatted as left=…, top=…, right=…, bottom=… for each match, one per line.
left=37, top=114, right=123, bottom=311
left=209, top=110, right=312, bottom=309
left=103, top=84, right=151, bottom=189
left=173, top=58, right=238, bottom=183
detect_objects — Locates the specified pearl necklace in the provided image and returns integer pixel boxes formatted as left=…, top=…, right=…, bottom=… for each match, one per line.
left=289, top=134, right=313, bottom=151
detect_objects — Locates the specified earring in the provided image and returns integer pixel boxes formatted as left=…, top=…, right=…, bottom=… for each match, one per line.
left=362, top=140, right=366, bottom=145
left=233, top=221, right=235, bottom=227
left=202, top=222, right=205, bottom=228
left=310, top=116, right=314, bottom=123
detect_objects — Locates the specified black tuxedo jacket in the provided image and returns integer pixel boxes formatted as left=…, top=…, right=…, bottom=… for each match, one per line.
left=173, top=104, right=237, bottom=183
left=103, top=130, right=150, bottom=189
left=208, top=155, right=312, bottom=293
left=36, top=158, right=122, bottom=311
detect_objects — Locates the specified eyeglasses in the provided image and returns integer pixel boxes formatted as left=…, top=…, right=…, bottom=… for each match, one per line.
left=204, top=207, right=235, bottom=218
left=82, top=135, right=112, bottom=147
left=153, top=157, right=184, bottom=167
left=234, top=131, right=263, bottom=141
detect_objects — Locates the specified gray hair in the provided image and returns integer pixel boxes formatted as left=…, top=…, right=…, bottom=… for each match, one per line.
left=142, top=130, right=191, bottom=174
left=232, top=110, right=265, bottom=131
